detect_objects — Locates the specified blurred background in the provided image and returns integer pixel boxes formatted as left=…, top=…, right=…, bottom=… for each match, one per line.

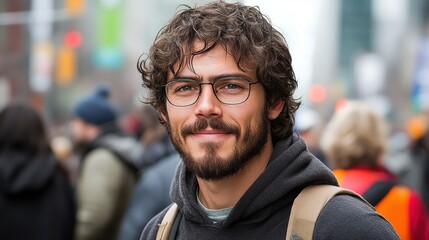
left=0, top=0, right=428, bottom=131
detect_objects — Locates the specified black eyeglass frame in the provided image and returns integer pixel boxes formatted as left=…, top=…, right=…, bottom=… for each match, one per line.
left=163, top=76, right=260, bottom=107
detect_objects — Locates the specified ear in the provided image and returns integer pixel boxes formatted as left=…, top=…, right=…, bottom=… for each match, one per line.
left=268, top=99, right=285, bottom=120
left=160, top=112, right=168, bottom=123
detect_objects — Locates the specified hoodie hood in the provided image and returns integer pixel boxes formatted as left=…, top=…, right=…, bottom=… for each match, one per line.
left=0, top=151, right=57, bottom=195
left=170, top=133, right=338, bottom=227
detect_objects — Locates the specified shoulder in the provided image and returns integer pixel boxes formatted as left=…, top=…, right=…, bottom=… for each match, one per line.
left=83, top=147, right=129, bottom=173
left=80, top=147, right=134, bottom=183
left=314, top=195, right=399, bottom=239
left=139, top=205, right=171, bottom=240
left=84, top=148, right=117, bottom=166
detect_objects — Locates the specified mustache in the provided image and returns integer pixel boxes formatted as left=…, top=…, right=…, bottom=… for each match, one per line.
left=181, top=118, right=240, bottom=138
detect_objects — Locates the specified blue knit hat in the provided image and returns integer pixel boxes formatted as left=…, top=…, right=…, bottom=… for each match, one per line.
left=73, top=85, right=118, bottom=125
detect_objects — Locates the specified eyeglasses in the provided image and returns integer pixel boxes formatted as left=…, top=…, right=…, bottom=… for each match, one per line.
left=164, top=76, right=260, bottom=107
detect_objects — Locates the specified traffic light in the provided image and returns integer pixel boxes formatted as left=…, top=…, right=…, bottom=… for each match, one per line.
left=55, top=29, right=82, bottom=84
left=56, top=46, right=76, bottom=84
left=64, top=30, right=82, bottom=48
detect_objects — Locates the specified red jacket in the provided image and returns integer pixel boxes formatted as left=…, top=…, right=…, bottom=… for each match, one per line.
left=334, top=166, right=429, bottom=240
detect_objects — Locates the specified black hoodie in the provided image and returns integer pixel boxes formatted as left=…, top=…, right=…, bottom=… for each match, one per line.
left=141, top=134, right=399, bottom=239
left=0, top=150, right=75, bottom=240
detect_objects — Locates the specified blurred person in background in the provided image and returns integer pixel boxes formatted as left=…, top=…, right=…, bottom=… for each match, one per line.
left=119, top=105, right=179, bottom=240
left=320, top=100, right=429, bottom=240
left=135, top=104, right=178, bottom=170
left=405, top=115, right=429, bottom=210
left=294, top=106, right=329, bottom=167
left=71, top=85, right=141, bottom=240
left=0, top=102, right=75, bottom=240
left=122, top=104, right=146, bottom=140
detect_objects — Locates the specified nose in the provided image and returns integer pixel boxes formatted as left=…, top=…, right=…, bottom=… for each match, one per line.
left=194, top=84, right=222, bottom=118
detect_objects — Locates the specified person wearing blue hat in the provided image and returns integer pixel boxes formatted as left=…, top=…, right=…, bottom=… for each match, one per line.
left=70, top=85, right=141, bottom=240
left=73, top=85, right=118, bottom=126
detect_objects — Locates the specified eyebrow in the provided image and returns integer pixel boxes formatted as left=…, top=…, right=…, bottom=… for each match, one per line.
left=169, top=72, right=252, bottom=82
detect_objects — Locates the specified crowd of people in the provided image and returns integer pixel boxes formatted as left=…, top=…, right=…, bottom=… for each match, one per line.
left=0, top=85, right=179, bottom=240
left=0, top=1, right=428, bottom=240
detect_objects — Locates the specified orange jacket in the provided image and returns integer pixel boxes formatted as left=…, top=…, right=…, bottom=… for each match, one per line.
left=333, top=167, right=429, bottom=240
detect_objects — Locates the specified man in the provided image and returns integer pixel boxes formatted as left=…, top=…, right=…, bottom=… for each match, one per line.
left=71, top=85, right=140, bottom=240
left=139, top=1, right=399, bottom=239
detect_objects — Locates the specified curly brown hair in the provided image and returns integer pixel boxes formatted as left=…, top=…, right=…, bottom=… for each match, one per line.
left=138, top=1, right=300, bottom=143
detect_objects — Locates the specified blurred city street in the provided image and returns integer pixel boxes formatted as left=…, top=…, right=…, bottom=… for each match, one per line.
left=1, top=1, right=429, bottom=239
left=1, top=0, right=428, bottom=128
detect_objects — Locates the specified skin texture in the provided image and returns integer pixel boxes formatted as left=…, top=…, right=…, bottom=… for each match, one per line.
left=163, top=41, right=284, bottom=209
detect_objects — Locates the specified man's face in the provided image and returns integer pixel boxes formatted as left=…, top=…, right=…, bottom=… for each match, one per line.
left=163, top=41, right=281, bottom=181
left=69, top=118, right=96, bottom=151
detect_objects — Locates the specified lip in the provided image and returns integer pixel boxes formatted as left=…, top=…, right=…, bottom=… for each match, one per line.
left=191, top=128, right=229, bottom=140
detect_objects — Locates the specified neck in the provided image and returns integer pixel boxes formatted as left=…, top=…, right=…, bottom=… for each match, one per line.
left=197, top=141, right=273, bottom=210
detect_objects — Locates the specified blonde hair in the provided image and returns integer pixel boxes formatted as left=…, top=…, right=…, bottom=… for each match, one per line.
left=320, top=101, right=389, bottom=169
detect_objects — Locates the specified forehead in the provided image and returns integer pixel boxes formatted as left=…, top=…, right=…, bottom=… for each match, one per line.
left=168, top=40, right=255, bottom=80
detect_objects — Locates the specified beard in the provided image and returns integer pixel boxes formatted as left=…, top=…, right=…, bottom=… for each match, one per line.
left=166, top=105, right=270, bottom=181
left=71, top=138, right=90, bottom=156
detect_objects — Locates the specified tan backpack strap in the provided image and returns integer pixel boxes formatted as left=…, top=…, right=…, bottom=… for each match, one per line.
left=285, top=185, right=368, bottom=240
left=156, top=203, right=179, bottom=240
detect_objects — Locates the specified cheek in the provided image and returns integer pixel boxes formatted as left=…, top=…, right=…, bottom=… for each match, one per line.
left=71, top=123, right=85, bottom=140
left=227, top=107, right=258, bottom=133
left=165, top=107, right=188, bottom=132
left=240, top=105, right=267, bottom=138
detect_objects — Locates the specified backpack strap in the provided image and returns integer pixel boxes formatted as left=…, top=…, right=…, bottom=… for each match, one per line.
left=156, top=203, right=179, bottom=240
left=362, top=180, right=396, bottom=206
left=285, top=185, right=371, bottom=240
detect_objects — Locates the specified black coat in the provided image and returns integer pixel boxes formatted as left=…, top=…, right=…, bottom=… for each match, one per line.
left=0, top=151, right=76, bottom=240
